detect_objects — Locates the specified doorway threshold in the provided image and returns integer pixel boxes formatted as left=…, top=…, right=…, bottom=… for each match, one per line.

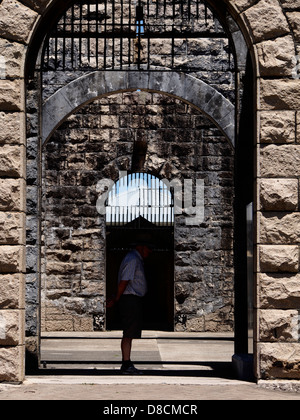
left=38, top=331, right=235, bottom=380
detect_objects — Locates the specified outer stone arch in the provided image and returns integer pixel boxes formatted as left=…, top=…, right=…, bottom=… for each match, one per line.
left=42, top=70, right=235, bottom=147
left=1, top=0, right=298, bottom=383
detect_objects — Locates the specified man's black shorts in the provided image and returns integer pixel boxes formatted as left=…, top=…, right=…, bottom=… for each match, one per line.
left=118, top=294, right=143, bottom=339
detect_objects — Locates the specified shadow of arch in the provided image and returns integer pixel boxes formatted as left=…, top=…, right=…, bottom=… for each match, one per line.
left=42, top=70, right=235, bottom=147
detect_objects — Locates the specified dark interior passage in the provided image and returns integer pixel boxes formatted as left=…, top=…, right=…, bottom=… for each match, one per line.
left=106, top=220, right=174, bottom=331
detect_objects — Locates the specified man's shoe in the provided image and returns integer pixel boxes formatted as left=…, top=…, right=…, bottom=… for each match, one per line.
left=120, top=364, right=143, bottom=375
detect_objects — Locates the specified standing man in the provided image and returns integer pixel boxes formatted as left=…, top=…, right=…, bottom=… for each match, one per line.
left=107, top=243, right=152, bottom=374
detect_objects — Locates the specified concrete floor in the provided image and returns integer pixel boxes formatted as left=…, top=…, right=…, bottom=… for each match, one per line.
left=39, top=331, right=235, bottom=375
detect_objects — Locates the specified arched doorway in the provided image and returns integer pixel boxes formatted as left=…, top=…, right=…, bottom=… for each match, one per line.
left=105, top=172, right=174, bottom=331
left=25, top=0, right=253, bottom=372
left=39, top=90, right=236, bottom=336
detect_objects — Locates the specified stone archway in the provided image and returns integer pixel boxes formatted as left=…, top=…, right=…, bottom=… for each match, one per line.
left=0, top=0, right=299, bottom=383
left=42, top=71, right=235, bottom=146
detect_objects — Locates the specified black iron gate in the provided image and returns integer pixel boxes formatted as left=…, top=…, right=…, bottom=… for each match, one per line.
left=42, top=0, right=233, bottom=74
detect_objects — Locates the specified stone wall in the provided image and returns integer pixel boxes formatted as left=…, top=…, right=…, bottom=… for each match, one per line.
left=0, top=0, right=31, bottom=382
left=0, top=0, right=299, bottom=382
left=41, top=91, right=234, bottom=333
left=242, top=0, right=300, bottom=380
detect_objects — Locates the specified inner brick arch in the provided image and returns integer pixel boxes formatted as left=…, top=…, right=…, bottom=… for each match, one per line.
left=42, top=71, right=236, bottom=147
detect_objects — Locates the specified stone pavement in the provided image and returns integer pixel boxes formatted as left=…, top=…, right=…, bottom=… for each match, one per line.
left=2, top=375, right=300, bottom=401
left=1, top=332, right=300, bottom=400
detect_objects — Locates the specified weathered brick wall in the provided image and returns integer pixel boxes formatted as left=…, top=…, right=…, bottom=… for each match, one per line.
left=41, top=91, right=234, bottom=332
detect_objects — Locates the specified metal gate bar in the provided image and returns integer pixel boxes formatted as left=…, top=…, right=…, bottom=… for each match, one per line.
left=42, top=0, right=233, bottom=73
left=106, top=173, right=174, bottom=227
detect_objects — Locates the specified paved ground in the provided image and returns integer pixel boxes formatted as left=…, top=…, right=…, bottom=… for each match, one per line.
left=2, top=375, right=300, bottom=401
left=1, top=332, right=300, bottom=401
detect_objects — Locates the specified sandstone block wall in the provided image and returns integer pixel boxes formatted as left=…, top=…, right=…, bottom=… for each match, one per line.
left=250, top=0, right=300, bottom=380
left=0, top=0, right=40, bottom=382
left=220, top=0, right=300, bottom=381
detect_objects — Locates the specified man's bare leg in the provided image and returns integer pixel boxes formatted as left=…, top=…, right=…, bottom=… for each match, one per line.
left=120, top=337, right=142, bottom=374
left=121, top=337, right=132, bottom=361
